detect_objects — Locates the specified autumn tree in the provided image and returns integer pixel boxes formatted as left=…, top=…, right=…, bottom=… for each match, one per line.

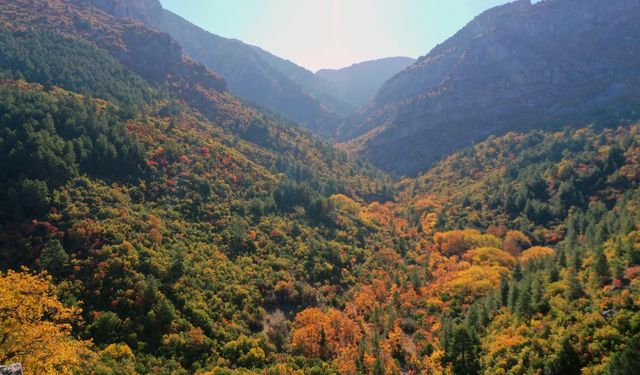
left=291, top=308, right=361, bottom=360
left=0, top=269, right=92, bottom=374
left=503, top=230, right=531, bottom=256
left=520, top=246, right=555, bottom=264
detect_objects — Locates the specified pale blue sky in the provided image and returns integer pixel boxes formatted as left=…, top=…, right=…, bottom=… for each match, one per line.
left=160, top=0, right=517, bottom=72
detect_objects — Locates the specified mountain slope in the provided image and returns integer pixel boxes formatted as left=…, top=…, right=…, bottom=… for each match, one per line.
left=316, top=56, right=415, bottom=110
left=90, top=0, right=351, bottom=135
left=0, top=0, right=396, bottom=372
left=341, top=0, right=640, bottom=175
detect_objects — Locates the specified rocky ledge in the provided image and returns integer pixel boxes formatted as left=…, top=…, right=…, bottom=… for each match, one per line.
left=0, top=364, right=22, bottom=375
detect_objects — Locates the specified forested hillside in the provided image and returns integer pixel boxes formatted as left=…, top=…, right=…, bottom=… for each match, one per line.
left=0, top=0, right=639, bottom=374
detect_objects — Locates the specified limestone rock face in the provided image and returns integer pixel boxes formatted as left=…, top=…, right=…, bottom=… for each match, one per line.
left=342, top=0, right=640, bottom=175
left=89, top=0, right=344, bottom=135
left=0, top=364, right=22, bottom=375
left=86, top=0, right=226, bottom=91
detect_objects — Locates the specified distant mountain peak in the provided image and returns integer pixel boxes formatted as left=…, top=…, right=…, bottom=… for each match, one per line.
left=315, top=57, right=416, bottom=110
left=316, top=56, right=416, bottom=75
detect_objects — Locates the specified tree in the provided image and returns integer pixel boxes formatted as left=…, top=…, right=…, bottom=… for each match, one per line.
left=466, top=247, right=515, bottom=268
left=222, top=335, right=267, bottom=368
left=565, top=267, right=584, bottom=301
left=544, top=335, right=581, bottom=375
left=0, top=269, right=92, bottom=374
left=604, top=334, right=640, bottom=375
left=95, top=344, right=137, bottom=375
left=38, top=238, right=69, bottom=276
left=592, top=248, right=611, bottom=286
left=503, top=230, right=531, bottom=256
left=520, top=246, right=555, bottom=264
left=291, top=308, right=361, bottom=360
left=88, top=312, right=126, bottom=345
left=7, top=178, right=50, bottom=219
left=443, top=323, right=480, bottom=375
left=515, top=282, right=532, bottom=317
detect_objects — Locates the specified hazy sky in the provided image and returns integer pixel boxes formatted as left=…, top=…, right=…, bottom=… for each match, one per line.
left=160, top=0, right=514, bottom=72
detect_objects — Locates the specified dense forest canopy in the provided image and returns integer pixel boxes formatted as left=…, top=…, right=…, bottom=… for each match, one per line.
left=0, top=0, right=639, bottom=374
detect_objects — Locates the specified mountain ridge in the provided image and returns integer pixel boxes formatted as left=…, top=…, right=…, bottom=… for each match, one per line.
left=90, top=0, right=353, bottom=135
left=340, top=0, right=640, bottom=175
left=316, top=56, right=416, bottom=111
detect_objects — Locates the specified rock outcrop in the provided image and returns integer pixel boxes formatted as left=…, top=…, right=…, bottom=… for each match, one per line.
left=0, top=364, right=22, bottom=375
left=89, top=0, right=346, bottom=135
left=341, top=0, right=640, bottom=175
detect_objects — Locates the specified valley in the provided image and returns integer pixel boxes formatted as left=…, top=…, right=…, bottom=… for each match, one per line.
left=0, top=0, right=639, bottom=374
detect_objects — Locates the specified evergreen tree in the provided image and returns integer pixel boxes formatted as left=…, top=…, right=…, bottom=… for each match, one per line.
left=515, top=282, right=532, bottom=317
left=500, top=276, right=510, bottom=307
left=508, top=282, right=520, bottom=311
left=565, top=267, right=584, bottom=301
left=38, top=238, right=69, bottom=277
left=544, top=335, right=581, bottom=375
left=512, top=262, right=523, bottom=281
left=593, top=248, right=611, bottom=286
left=604, top=335, right=640, bottom=375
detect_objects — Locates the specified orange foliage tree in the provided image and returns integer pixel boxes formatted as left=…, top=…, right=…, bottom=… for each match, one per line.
left=291, top=308, right=362, bottom=360
left=434, top=229, right=502, bottom=256
left=503, top=230, right=532, bottom=256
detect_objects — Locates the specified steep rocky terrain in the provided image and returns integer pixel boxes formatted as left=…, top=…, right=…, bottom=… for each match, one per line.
left=90, top=0, right=351, bottom=135
left=316, top=56, right=415, bottom=109
left=341, top=0, right=640, bottom=175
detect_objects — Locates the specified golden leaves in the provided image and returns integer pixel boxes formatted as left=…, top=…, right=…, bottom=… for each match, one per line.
left=434, top=229, right=502, bottom=256
left=0, top=269, right=92, bottom=374
left=520, top=246, right=555, bottom=263
left=465, top=247, right=516, bottom=268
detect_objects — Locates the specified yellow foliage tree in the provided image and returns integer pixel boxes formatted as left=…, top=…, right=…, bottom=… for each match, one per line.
left=441, top=266, right=508, bottom=300
left=520, top=246, right=555, bottom=263
left=465, top=247, right=516, bottom=268
left=0, top=269, right=92, bottom=374
left=95, top=343, right=136, bottom=374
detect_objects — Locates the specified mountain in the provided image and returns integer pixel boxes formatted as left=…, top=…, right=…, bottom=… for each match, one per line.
left=316, top=56, right=415, bottom=110
left=340, top=0, right=640, bottom=175
left=0, top=0, right=395, bottom=372
left=90, top=0, right=353, bottom=135
left=2, top=0, right=640, bottom=374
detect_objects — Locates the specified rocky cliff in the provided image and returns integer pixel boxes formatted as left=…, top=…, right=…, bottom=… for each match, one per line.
left=89, top=0, right=347, bottom=135
left=341, top=0, right=640, bottom=175
left=0, top=0, right=227, bottom=93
